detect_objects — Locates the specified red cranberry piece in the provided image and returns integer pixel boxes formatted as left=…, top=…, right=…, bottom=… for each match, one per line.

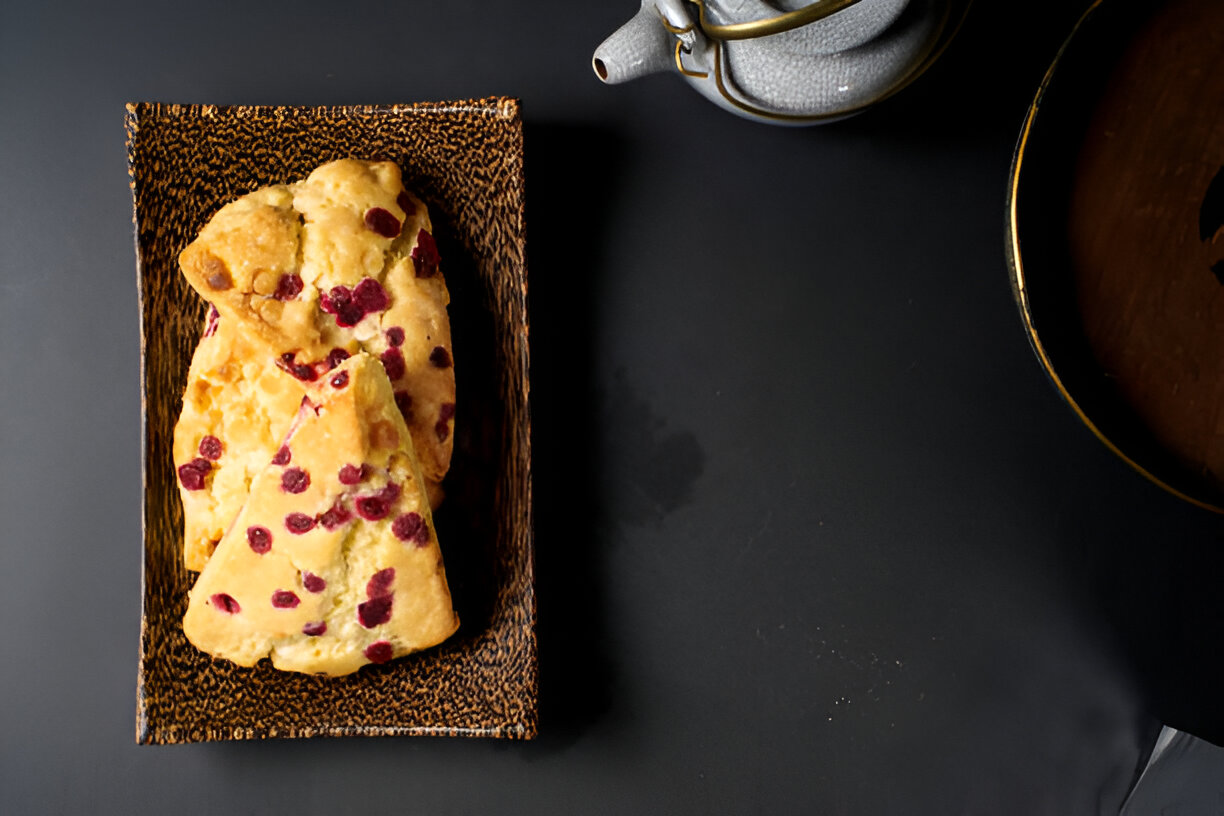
left=302, top=621, right=327, bottom=637
left=320, top=286, right=349, bottom=315
left=285, top=512, right=316, bottom=534
left=393, top=391, right=413, bottom=421
left=435, top=402, right=456, bottom=442
left=411, top=229, right=440, bottom=278
left=385, top=326, right=405, bottom=347
left=331, top=371, right=349, bottom=389
left=326, top=347, right=350, bottom=369
left=338, top=463, right=366, bottom=485
left=271, top=589, right=300, bottom=609
left=272, top=445, right=291, bottom=466
left=364, top=641, right=394, bottom=664
left=246, top=525, right=272, bottom=554
left=396, top=192, right=414, bottom=216
left=354, top=495, right=390, bottom=521
left=392, top=512, right=430, bottom=546
left=380, top=347, right=405, bottom=381
left=211, top=593, right=240, bottom=614
left=364, top=207, right=402, bottom=239
left=355, top=483, right=400, bottom=521
left=273, top=273, right=303, bottom=301
left=337, top=302, right=365, bottom=328
left=321, top=286, right=364, bottom=327
left=378, top=482, right=401, bottom=504
left=428, top=346, right=452, bottom=368
left=177, top=458, right=211, bottom=491
left=319, top=501, right=352, bottom=531
left=352, top=277, right=389, bottom=314
left=281, top=467, right=310, bottom=494
left=302, top=572, right=327, bottom=593
left=366, top=567, right=396, bottom=599
left=277, top=352, right=318, bottom=382
left=358, top=596, right=393, bottom=628
left=204, top=304, right=220, bottom=337
left=198, top=435, right=223, bottom=461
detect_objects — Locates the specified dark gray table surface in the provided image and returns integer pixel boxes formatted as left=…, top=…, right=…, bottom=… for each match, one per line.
left=4, top=1, right=1222, bottom=813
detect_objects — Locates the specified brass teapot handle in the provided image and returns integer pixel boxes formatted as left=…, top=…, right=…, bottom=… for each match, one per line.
left=689, top=0, right=867, bottom=41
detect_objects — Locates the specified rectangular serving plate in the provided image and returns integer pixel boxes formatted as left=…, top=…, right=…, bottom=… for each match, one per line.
left=127, top=100, right=536, bottom=743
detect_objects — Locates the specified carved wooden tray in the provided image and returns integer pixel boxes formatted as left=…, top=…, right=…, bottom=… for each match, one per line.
left=127, top=99, right=536, bottom=742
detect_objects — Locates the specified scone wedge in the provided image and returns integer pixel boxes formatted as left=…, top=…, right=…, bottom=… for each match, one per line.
left=173, top=309, right=309, bottom=571
left=183, top=353, right=459, bottom=675
left=177, top=158, right=456, bottom=494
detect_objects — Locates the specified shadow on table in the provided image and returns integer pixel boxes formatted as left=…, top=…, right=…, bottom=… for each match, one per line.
left=522, top=121, right=626, bottom=748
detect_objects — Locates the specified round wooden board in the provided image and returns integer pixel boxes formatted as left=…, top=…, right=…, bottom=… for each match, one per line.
left=1010, top=0, right=1224, bottom=509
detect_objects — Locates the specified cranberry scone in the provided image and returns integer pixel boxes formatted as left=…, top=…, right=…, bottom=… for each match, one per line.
left=174, top=308, right=309, bottom=571
left=177, top=158, right=456, bottom=492
left=182, top=353, right=459, bottom=675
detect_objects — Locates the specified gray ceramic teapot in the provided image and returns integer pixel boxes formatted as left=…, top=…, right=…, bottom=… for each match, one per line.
left=593, top=0, right=968, bottom=124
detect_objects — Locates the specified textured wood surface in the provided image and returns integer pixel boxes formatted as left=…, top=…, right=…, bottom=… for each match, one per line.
left=1068, top=0, right=1224, bottom=499
left=127, top=100, right=536, bottom=742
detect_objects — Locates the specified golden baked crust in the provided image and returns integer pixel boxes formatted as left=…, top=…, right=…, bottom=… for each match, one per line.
left=182, top=353, right=459, bottom=675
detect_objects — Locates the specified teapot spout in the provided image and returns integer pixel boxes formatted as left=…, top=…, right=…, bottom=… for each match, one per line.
left=593, top=3, right=674, bottom=85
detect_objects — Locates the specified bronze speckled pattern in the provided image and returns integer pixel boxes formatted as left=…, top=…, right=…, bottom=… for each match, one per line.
left=127, top=100, right=535, bottom=743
